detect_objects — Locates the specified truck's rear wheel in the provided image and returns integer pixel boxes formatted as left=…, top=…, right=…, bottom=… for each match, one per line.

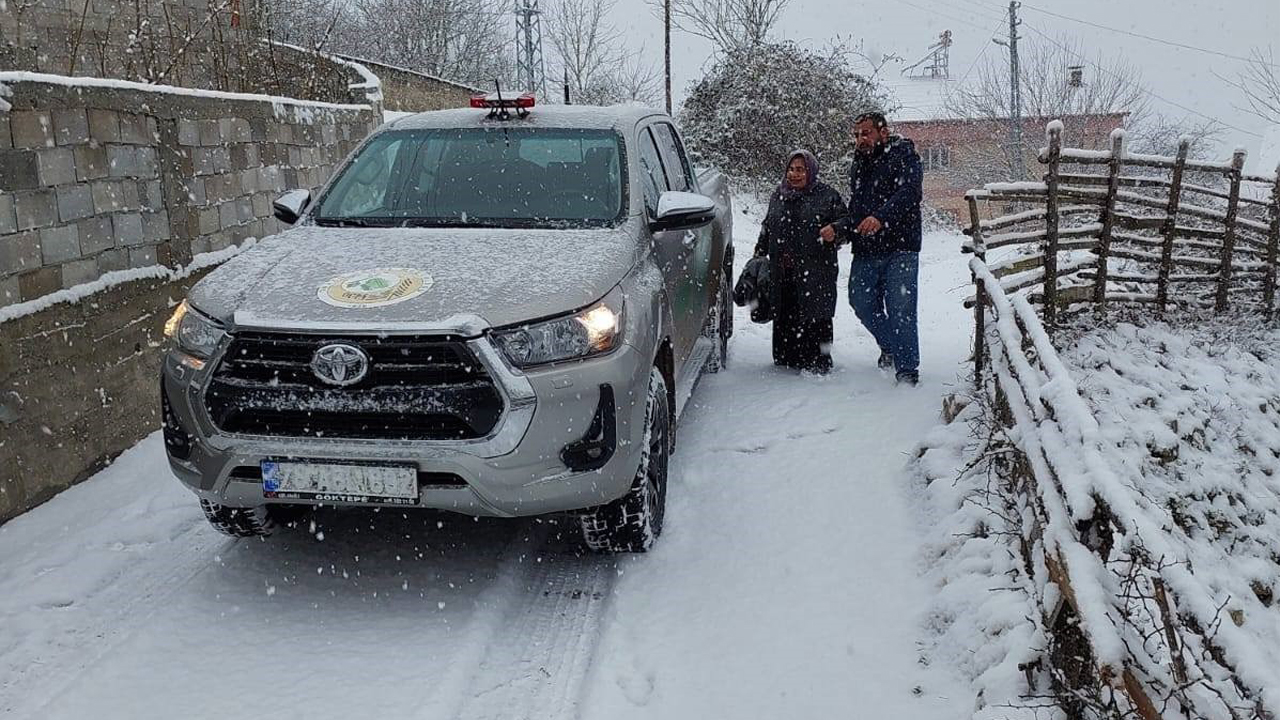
left=579, top=368, right=669, bottom=553
left=704, top=273, right=732, bottom=373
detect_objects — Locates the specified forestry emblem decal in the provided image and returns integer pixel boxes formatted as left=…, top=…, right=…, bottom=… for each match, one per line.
left=318, top=268, right=432, bottom=309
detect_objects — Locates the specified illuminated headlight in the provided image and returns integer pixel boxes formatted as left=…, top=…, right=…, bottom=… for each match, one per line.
left=494, top=289, right=624, bottom=368
left=164, top=300, right=225, bottom=359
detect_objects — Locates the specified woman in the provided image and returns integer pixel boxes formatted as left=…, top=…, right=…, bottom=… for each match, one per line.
left=753, top=150, right=848, bottom=373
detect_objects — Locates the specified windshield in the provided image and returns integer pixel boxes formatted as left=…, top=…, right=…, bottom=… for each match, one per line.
left=314, top=128, right=627, bottom=229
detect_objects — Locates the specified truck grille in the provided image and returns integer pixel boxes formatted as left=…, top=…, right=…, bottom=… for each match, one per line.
left=205, top=333, right=504, bottom=441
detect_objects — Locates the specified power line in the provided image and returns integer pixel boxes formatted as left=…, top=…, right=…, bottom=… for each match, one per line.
left=958, top=19, right=1006, bottom=84
left=1018, top=21, right=1263, bottom=139
left=896, top=0, right=1002, bottom=37
left=1019, top=2, right=1280, bottom=68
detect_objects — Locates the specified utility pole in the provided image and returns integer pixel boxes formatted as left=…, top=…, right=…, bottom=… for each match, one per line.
left=1006, top=1, right=1023, bottom=179
left=664, top=0, right=672, bottom=114
left=515, top=0, right=548, bottom=98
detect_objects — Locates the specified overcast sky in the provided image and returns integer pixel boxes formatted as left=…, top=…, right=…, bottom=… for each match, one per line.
left=609, top=0, right=1279, bottom=164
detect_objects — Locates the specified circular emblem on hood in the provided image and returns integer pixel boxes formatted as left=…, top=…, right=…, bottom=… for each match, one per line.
left=311, top=343, right=370, bottom=386
left=318, top=268, right=433, bottom=309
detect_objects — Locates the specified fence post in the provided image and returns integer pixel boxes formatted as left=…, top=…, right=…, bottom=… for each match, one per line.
left=1215, top=149, right=1247, bottom=313
left=1264, top=163, right=1280, bottom=318
left=1044, top=122, right=1063, bottom=326
left=968, top=194, right=988, bottom=390
left=1156, top=140, right=1190, bottom=313
left=1093, top=130, right=1125, bottom=310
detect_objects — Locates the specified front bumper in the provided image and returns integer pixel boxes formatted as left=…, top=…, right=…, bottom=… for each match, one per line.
left=161, top=336, right=650, bottom=517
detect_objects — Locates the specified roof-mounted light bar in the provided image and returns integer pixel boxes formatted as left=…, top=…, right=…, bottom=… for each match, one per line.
left=471, top=92, right=536, bottom=119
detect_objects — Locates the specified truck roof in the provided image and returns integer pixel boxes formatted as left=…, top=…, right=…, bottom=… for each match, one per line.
left=387, top=104, right=667, bottom=133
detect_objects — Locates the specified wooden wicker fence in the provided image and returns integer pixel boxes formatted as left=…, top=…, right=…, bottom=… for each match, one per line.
left=964, top=122, right=1280, bottom=371
left=959, top=123, right=1280, bottom=719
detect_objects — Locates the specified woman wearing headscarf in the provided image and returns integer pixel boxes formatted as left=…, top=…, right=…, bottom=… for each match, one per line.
left=753, top=150, right=848, bottom=373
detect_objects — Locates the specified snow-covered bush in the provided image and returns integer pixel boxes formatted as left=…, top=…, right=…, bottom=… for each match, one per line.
left=679, top=41, right=889, bottom=184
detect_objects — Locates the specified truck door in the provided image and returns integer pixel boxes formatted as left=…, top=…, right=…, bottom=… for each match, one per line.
left=636, top=125, right=697, bottom=367
left=651, top=122, right=714, bottom=345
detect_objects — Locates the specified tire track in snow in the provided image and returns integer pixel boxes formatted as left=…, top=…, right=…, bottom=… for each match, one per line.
left=4, top=520, right=226, bottom=716
left=416, top=521, right=616, bottom=720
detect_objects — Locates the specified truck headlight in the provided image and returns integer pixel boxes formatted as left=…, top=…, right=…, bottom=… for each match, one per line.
left=494, top=289, right=624, bottom=368
left=164, top=300, right=225, bottom=359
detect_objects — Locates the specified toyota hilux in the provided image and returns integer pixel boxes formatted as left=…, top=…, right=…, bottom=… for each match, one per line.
left=160, top=96, right=733, bottom=552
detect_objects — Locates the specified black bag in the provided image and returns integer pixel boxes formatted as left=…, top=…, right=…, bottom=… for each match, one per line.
left=733, top=257, right=773, bottom=324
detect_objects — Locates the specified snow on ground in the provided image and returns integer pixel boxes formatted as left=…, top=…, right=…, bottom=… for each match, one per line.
left=582, top=199, right=976, bottom=717
left=0, top=196, right=979, bottom=719
left=1058, top=313, right=1280, bottom=707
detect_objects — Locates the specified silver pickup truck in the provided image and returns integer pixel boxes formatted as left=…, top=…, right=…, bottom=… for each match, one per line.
left=160, top=101, right=733, bottom=552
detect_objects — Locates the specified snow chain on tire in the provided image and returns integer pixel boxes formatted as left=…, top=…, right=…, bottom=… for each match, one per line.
left=579, top=368, right=670, bottom=553
left=200, top=500, right=276, bottom=538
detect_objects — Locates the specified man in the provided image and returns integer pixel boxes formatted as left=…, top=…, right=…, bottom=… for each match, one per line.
left=820, top=112, right=923, bottom=386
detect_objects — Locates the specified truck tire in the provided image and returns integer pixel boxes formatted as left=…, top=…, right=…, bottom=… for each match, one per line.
left=703, top=273, right=732, bottom=373
left=199, top=500, right=277, bottom=538
left=579, top=368, right=669, bottom=553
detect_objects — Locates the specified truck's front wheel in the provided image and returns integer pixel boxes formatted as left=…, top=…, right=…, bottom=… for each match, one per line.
left=579, top=368, right=669, bottom=553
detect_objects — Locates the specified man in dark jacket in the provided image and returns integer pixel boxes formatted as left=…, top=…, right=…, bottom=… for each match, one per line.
left=820, top=112, right=924, bottom=385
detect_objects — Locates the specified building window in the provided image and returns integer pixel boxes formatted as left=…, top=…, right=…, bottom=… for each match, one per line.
left=924, top=145, right=951, bottom=172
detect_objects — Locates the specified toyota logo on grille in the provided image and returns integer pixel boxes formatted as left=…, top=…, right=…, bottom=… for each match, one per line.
left=310, top=343, right=370, bottom=386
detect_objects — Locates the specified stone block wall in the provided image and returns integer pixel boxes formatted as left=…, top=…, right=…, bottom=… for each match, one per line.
left=1, top=0, right=261, bottom=93
left=0, top=269, right=211, bottom=522
left=0, top=76, right=380, bottom=307
left=332, top=54, right=477, bottom=112
left=0, top=74, right=380, bottom=523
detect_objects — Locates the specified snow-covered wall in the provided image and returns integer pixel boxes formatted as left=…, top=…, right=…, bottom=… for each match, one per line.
left=0, top=72, right=378, bottom=307
left=0, top=73, right=380, bottom=523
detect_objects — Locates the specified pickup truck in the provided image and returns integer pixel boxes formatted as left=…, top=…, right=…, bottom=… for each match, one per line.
left=160, top=100, right=733, bottom=552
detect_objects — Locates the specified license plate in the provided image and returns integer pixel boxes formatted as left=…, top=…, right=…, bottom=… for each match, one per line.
left=262, top=460, right=419, bottom=506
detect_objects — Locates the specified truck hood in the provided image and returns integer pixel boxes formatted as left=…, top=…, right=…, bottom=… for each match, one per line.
left=188, top=221, right=643, bottom=333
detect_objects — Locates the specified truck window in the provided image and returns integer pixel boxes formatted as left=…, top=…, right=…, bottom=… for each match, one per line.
left=321, top=136, right=408, bottom=217
left=637, top=128, right=668, bottom=217
left=315, top=128, right=626, bottom=228
left=652, top=123, right=693, bottom=193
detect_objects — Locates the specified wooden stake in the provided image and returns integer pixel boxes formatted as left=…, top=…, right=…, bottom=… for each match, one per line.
left=1264, top=163, right=1280, bottom=317
left=1215, top=149, right=1247, bottom=313
left=1043, top=123, right=1062, bottom=326
left=968, top=194, right=988, bottom=389
left=1156, top=140, right=1189, bottom=313
left=1093, top=131, right=1125, bottom=310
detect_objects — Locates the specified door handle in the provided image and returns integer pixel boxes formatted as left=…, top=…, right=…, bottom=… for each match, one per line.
left=682, top=230, right=697, bottom=249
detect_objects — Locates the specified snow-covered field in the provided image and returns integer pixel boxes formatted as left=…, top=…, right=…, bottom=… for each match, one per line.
left=0, top=200, right=979, bottom=719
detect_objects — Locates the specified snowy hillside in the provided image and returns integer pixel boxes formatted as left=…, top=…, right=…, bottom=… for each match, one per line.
left=1061, top=316, right=1280, bottom=690
left=916, top=310, right=1280, bottom=718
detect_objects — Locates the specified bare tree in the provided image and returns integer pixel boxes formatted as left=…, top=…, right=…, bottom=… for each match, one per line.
left=544, top=0, right=662, bottom=106
left=602, top=55, right=663, bottom=106
left=647, top=0, right=792, bottom=54
left=1227, top=46, right=1280, bottom=125
left=261, top=0, right=514, bottom=88
left=945, top=34, right=1151, bottom=182
left=545, top=0, right=618, bottom=101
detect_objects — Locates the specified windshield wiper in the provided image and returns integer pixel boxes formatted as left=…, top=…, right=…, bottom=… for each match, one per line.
left=313, top=217, right=391, bottom=228
left=398, top=218, right=496, bottom=229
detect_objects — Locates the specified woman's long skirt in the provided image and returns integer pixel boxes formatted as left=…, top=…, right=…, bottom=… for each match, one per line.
left=771, top=273, right=833, bottom=373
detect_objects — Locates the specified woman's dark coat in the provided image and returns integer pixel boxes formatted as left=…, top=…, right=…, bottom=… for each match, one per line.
left=753, top=180, right=848, bottom=323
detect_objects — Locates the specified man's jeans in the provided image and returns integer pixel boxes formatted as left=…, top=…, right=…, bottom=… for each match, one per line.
left=848, top=251, right=919, bottom=374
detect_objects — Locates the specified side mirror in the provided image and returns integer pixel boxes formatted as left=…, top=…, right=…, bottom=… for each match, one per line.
left=651, top=191, right=716, bottom=232
left=273, top=189, right=312, bottom=225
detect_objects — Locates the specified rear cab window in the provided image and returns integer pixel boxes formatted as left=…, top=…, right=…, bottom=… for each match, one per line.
left=636, top=127, right=670, bottom=218
left=651, top=123, right=695, bottom=193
